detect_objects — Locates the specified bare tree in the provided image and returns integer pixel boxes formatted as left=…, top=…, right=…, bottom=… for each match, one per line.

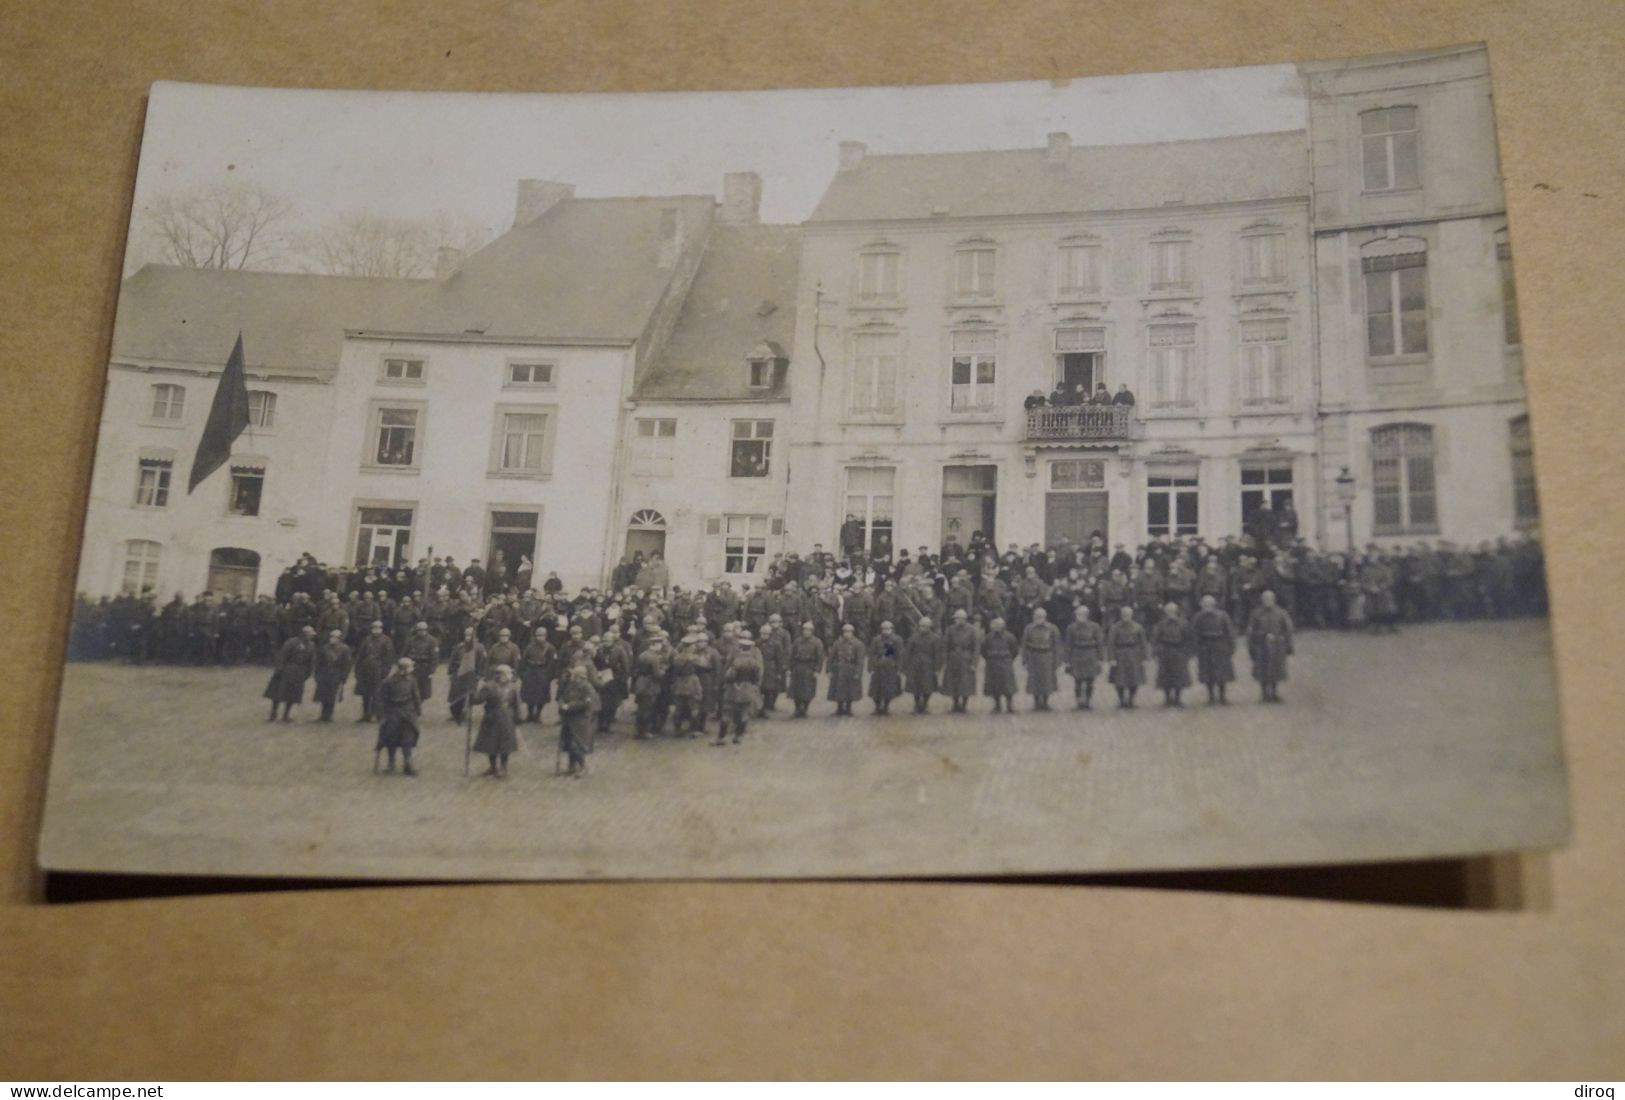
left=298, top=211, right=492, bottom=278
left=141, top=180, right=296, bottom=270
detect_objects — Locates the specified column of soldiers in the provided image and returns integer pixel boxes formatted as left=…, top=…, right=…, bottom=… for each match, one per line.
left=67, top=531, right=1548, bottom=773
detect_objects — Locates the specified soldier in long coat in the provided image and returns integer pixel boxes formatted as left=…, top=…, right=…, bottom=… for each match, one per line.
left=1246, top=589, right=1295, bottom=702
left=718, top=634, right=764, bottom=744
left=447, top=626, right=487, bottom=723
left=1191, top=594, right=1237, bottom=704
left=757, top=621, right=788, bottom=716
left=518, top=633, right=556, bottom=723
left=374, top=657, right=423, bottom=775
left=1064, top=606, right=1106, bottom=710
left=980, top=617, right=1019, bottom=713
left=1149, top=602, right=1196, bottom=706
left=902, top=617, right=945, bottom=714
left=825, top=624, right=866, bottom=716
left=556, top=664, right=600, bottom=777
left=485, top=628, right=521, bottom=679
left=942, top=609, right=980, bottom=713
left=312, top=629, right=354, bottom=722
left=402, top=622, right=439, bottom=703
left=1019, top=608, right=1063, bottom=711
left=787, top=622, right=825, bottom=718
left=471, top=665, right=522, bottom=777
left=264, top=625, right=317, bottom=722
left=669, top=639, right=705, bottom=736
left=866, top=621, right=905, bottom=715
left=1106, top=606, right=1149, bottom=709
left=632, top=629, right=672, bottom=738
left=352, top=620, right=395, bottom=722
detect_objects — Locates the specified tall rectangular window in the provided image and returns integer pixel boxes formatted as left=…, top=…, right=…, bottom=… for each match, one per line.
left=149, top=383, right=185, bottom=421
left=1058, top=242, right=1102, bottom=296
left=850, top=331, right=899, bottom=415
left=372, top=406, right=420, bottom=467
left=844, top=466, right=896, bottom=558
left=121, top=540, right=162, bottom=596
left=1363, top=250, right=1429, bottom=358
left=729, top=419, right=773, bottom=478
left=1498, top=236, right=1521, bottom=347
left=1510, top=416, right=1538, bottom=527
left=1149, top=239, right=1192, bottom=291
left=857, top=249, right=900, bottom=300
left=1147, top=473, right=1199, bottom=537
left=1371, top=424, right=1438, bottom=534
left=246, top=390, right=277, bottom=429
left=1242, top=233, right=1285, bottom=283
left=631, top=417, right=676, bottom=477
left=1240, top=465, right=1294, bottom=529
left=228, top=468, right=264, bottom=516
left=354, top=506, right=415, bottom=569
left=723, top=514, right=769, bottom=574
left=1239, top=319, right=1289, bottom=406
left=954, top=246, right=996, bottom=297
left=1148, top=323, right=1197, bottom=407
left=1361, top=106, right=1420, bottom=192
left=499, top=412, right=550, bottom=474
left=134, top=458, right=171, bottom=508
left=950, top=329, right=997, bottom=411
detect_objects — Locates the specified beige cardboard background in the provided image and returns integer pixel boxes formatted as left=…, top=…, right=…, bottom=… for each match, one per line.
left=2, top=0, right=1621, bottom=1078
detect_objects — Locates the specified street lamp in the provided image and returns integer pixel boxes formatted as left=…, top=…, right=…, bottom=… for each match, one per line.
left=1334, top=467, right=1357, bottom=553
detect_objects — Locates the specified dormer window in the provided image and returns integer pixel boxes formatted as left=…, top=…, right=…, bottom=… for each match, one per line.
left=745, top=340, right=788, bottom=389
left=748, top=360, right=772, bottom=388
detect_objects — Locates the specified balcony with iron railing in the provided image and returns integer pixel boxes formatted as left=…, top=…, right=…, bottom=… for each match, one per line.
left=1024, top=402, right=1133, bottom=443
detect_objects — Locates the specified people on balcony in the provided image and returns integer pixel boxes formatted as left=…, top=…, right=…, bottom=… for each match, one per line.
left=1112, top=383, right=1137, bottom=407
left=1089, top=384, right=1112, bottom=405
left=1024, top=389, right=1048, bottom=410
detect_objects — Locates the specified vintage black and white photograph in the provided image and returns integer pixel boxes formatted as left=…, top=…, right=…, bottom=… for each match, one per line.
left=40, top=43, right=1568, bottom=882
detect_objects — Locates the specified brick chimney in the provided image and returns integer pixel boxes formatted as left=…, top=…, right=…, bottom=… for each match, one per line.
left=719, top=171, right=762, bottom=224
left=434, top=246, right=464, bottom=280
left=1047, top=132, right=1071, bottom=164
left=513, top=179, right=575, bottom=227
left=838, top=141, right=868, bottom=171
left=657, top=206, right=683, bottom=269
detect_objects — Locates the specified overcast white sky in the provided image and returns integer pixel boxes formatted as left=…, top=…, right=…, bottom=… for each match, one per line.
left=129, top=63, right=1305, bottom=272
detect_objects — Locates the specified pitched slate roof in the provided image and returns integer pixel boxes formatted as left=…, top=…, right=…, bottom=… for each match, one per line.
left=634, top=223, right=801, bottom=401
left=808, top=130, right=1310, bottom=223
left=404, top=195, right=716, bottom=343
left=110, top=265, right=430, bottom=379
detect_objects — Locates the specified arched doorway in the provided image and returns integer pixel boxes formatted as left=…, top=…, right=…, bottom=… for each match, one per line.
left=625, top=509, right=667, bottom=560
left=207, top=547, right=261, bottom=598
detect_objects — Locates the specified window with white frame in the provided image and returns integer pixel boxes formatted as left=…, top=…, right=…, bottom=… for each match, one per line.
left=1146, top=472, right=1199, bottom=538
left=246, top=389, right=277, bottom=429
left=1057, top=240, right=1103, bottom=296
left=631, top=417, right=676, bottom=476
left=381, top=357, right=426, bottom=383
left=1497, top=231, right=1520, bottom=348
left=121, top=539, right=162, bottom=596
left=228, top=465, right=264, bottom=516
left=1239, top=318, right=1289, bottom=407
left=723, top=514, right=770, bottom=574
left=506, top=361, right=555, bottom=387
left=134, top=456, right=171, bottom=508
left=949, top=329, right=997, bottom=412
left=729, top=419, right=773, bottom=478
left=1371, top=423, right=1438, bottom=535
left=1510, top=415, right=1538, bottom=527
left=850, top=330, right=899, bottom=416
left=1240, top=464, right=1294, bottom=528
left=1147, top=322, right=1197, bottom=407
left=1241, top=232, right=1286, bottom=284
left=856, top=248, right=900, bottom=301
left=353, top=506, right=415, bottom=569
left=1148, top=237, right=1192, bottom=291
left=496, top=410, right=552, bottom=475
left=1361, top=106, right=1420, bottom=193
left=369, top=404, right=422, bottom=468
left=149, top=383, right=186, bottom=421
left=1363, top=244, right=1429, bottom=359
left=843, top=466, right=896, bottom=558
left=953, top=244, right=996, bottom=298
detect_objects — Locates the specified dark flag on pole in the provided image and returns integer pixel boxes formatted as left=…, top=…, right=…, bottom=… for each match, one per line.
left=188, top=333, right=252, bottom=493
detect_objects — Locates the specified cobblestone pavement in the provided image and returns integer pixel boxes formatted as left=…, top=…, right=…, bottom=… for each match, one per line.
left=39, top=620, right=1568, bottom=881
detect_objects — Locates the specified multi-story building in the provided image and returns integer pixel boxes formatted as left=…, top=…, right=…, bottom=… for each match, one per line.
left=784, top=130, right=1317, bottom=558
left=1301, top=44, right=1534, bottom=549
